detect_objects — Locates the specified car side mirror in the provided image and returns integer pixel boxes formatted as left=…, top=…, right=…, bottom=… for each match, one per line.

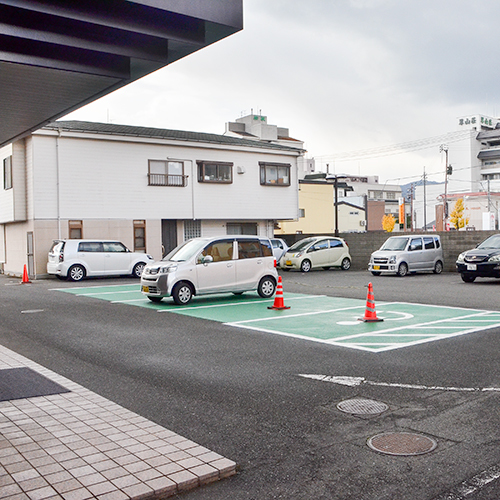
left=201, top=255, right=213, bottom=265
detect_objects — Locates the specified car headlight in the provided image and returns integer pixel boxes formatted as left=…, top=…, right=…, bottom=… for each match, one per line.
left=160, top=264, right=178, bottom=273
left=457, top=253, right=466, bottom=263
left=388, top=255, right=396, bottom=264
left=488, top=254, right=500, bottom=262
left=295, top=251, right=303, bottom=258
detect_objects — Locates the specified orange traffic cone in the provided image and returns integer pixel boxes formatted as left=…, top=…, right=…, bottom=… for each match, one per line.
left=268, top=276, right=290, bottom=310
left=21, top=264, right=31, bottom=284
left=358, top=282, right=383, bottom=322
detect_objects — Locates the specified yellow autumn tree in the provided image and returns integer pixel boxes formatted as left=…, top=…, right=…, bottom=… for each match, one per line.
left=382, top=214, right=396, bottom=232
left=449, top=198, right=470, bottom=230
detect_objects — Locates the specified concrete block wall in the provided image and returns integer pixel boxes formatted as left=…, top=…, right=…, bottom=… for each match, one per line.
left=280, top=231, right=499, bottom=272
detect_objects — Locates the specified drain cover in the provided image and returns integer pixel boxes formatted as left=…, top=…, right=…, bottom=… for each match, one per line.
left=337, top=398, right=388, bottom=415
left=367, top=432, right=437, bottom=456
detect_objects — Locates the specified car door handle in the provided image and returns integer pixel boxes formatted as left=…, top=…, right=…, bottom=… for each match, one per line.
left=257, top=259, right=263, bottom=264
left=227, top=263, right=233, bottom=268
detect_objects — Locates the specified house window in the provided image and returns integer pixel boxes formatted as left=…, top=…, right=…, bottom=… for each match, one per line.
left=197, top=161, right=233, bottom=183
left=3, top=156, right=12, bottom=190
left=386, top=192, right=396, bottom=200
left=299, top=208, right=305, bottom=218
left=227, top=223, right=258, bottom=235
left=184, top=220, right=201, bottom=240
left=133, top=220, right=146, bottom=252
left=259, top=162, right=290, bottom=186
left=69, top=220, right=83, bottom=239
left=148, top=160, right=187, bottom=186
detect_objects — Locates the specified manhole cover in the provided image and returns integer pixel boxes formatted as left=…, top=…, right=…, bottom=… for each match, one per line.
left=367, top=432, right=437, bottom=456
left=337, top=398, right=388, bottom=415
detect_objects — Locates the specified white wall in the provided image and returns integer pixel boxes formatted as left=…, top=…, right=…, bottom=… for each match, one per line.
left=32, top=131, right=299, bottom=222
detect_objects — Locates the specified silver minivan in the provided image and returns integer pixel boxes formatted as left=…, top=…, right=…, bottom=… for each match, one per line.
left=368, top=235, right=444, bottom=277
left=141, top=235, right=278, bottom=305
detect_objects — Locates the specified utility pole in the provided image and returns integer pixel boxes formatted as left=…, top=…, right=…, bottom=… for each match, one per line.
left=410, top=184, right=415, bottom=232
left=423, top=167, right=427, bottom=230
left=440, top=144, right=449, bottom=230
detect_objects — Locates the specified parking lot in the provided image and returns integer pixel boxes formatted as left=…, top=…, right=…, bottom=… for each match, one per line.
left=2, top=270, right=500, bottom=499
left=56, top=281, right=500, bottom=353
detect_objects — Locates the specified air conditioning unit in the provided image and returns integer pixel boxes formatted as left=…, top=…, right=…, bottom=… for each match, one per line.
left=359, top=220, right=367, bottom=226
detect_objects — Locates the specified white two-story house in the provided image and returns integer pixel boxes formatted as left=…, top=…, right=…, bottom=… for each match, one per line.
left=0, top=120, right=304, bottom=277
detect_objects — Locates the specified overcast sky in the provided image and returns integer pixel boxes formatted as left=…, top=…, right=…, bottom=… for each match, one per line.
left=64, top=0, right=500, bottom=185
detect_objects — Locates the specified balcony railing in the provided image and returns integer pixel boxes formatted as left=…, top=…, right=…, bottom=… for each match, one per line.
left=148, top=173, right=188, bottom=187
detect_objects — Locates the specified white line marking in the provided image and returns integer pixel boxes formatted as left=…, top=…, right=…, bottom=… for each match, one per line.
left=298, top=374, right=500, bottom=392
left=21, top=309, right=44, bottom=314
left=229, top=302, right=399, bottom=324
left=51, top=284, right=138, bottom=291
left=156, top=295, right=324, bottom=312
left=433, top=464, right=500, bottom=499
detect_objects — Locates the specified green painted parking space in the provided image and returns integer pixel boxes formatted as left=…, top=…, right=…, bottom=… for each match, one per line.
left=54, top=284, right=500, bottom=352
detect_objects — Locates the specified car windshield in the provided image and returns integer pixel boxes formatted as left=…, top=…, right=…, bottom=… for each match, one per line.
left=289, top=238, right=315, bottom=251
left=477, top=235, right=500, bottom=250
left=380, top=237, right=409, bottom=251
left=163, top=239, right=209, bottom=262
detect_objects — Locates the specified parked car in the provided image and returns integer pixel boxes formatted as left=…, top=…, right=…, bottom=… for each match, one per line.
left=279, top=236, right=351, bottom=272
left=456, top=234, right=500, bottom=282
left=368, top=235, right=443, bottom=277
left=141, top=235, right=278, bottom=305
left=47, top=239, right=154, bottom=281
left=271, top=238, right=289, bottom=265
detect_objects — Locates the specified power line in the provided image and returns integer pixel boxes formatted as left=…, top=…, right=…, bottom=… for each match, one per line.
left=314, top=130, right=472, bottom=161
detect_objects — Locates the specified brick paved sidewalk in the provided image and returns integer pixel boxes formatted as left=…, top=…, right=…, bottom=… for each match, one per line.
left=0, top=345, right=236, bottom=499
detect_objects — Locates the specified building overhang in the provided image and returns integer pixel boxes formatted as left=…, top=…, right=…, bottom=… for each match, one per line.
left=0, top=0, right=243, bottom=147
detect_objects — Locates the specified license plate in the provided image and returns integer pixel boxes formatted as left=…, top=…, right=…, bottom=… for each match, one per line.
left=142, top=285, right=149, bottom=293
left=373, top=265, right=380, bottom=270
left=467, top=264, right=477, bottom=271
left=286, top=260, right=292, bottom=266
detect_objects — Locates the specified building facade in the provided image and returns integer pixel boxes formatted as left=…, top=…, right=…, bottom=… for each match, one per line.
left=412, top=114, right=500, bottom=230
left=0, top=121, right=304, bottom=277
left=276, top=174, right=402, bottom=235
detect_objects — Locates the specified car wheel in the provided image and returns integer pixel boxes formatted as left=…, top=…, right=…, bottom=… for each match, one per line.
left=68, top=264, right=85, bottom=282
left=433, top=261, right=443, bottom=274
left=371, top=271, right=381, bottom=276
left=172, top=282, right=193, bottom=305
left=341, top=257, right=351, bottom=270
left=300, top=259, right=312, bottom=272
left=397, top=262, right=408, bottom=277
left=461, top=274, right=476, bottom=283
left=132, top=262, right=146, bottom=278
left=258, top=276, right=276, bottom=298
left=148, top=296, right=163, bottom=303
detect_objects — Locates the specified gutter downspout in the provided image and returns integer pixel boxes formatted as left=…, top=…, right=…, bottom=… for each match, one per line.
left=56, top=128, right=62, bottom=239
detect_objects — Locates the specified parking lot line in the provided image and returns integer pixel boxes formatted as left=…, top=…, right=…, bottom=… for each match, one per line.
left=54, top=285, right=500, bottom=352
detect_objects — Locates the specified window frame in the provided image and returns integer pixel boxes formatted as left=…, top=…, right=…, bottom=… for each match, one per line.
left=259, top=162, right=291, bottom=186
left=148, top=160, right=188, bottom=187
left=133, top=220, right=146, bottom=253
left=197, top=161, right=233, bottom=184
left=3, top=156, right=12, bottom=190
left=68, top=220, right=83, bottom=239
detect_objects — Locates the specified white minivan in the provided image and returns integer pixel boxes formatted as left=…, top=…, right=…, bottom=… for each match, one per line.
left=141, top=236, right=278, bottom=305
left=368, top=235, right=444, bottom=277
left=47, top=239, right=154, bottom=281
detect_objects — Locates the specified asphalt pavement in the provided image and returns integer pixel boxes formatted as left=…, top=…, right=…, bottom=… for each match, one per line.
left=1, top=270, right=500, bottom=499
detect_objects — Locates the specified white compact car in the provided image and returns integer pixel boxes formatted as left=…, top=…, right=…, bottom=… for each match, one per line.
left=280, top=236, right=351, bottom=272
left=47, top=239, right=154, bottom=281
left=141, top=235, right=278, bottom=305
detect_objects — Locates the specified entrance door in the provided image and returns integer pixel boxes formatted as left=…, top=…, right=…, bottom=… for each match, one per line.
left=162, top=220, right=178, bottom=257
